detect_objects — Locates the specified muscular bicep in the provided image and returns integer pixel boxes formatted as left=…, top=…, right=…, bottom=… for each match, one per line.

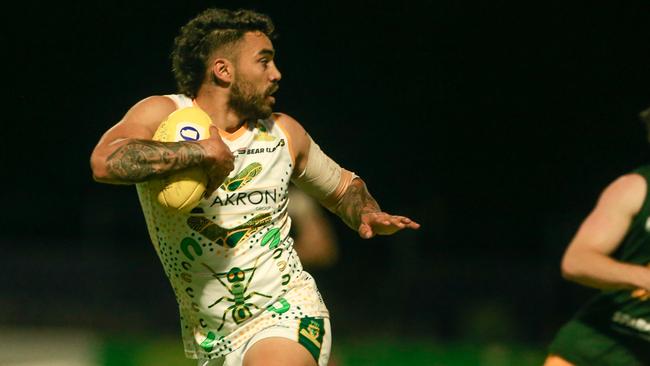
left=570, top=204, right=634, bottom=255
left=94, top=96, right=176, bottom=152
left=90, top=95, right=177, bottom=181
left=566, top=174, right=647, bottom=256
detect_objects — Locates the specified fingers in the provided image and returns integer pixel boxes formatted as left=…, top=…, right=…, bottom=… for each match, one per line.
left=360, top=213, right=421, bottom=237
left=208, top=125, right=221, bottom=140
left=200, top=126, right=235, bottom=199
left=204, top=179, right=220, bottom=198
left=390, top=216, right=420, bottom=229
left=367, top=213, right=419, bottom=228
left=358, top=223, right=375, bottom=239
left=396, top=216, right=421, bottom=229
left=204, top=163, right=232, bottom=197
left=203, top=187, right=215, bottom=199
left=203, top=174, right=220, bottom=198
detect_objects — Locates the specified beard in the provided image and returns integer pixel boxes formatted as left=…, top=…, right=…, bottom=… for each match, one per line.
left=228, top=77, right=278, bottom=121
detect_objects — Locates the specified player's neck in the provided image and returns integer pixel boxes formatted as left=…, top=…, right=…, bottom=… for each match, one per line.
left=194, top=91, right=245, bottom=133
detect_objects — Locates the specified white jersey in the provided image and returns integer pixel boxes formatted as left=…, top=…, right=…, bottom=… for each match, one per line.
left=136, top=94, right=329, bottom=359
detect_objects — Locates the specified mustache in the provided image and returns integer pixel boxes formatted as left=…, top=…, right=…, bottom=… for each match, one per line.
left=266, top=84, right=279, bottom=96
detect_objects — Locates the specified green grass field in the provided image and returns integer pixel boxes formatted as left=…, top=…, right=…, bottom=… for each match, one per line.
left=100, top=335, right=546, bottom=366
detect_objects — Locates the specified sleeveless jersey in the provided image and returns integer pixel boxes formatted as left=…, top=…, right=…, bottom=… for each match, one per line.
left=135, top=94, right=329, bottom=359
left=573, top=165, right=650, bottom=342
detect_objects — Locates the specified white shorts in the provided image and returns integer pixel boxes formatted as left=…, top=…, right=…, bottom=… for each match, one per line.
left=197, top=316, right=331, bottom=366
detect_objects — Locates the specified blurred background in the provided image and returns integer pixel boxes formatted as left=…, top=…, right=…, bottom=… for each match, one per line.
left=3, top=0, right=650, bottom=365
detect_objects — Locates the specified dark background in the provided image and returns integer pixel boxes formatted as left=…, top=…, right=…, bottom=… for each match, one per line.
left=2, top=0, right=650, bottom=349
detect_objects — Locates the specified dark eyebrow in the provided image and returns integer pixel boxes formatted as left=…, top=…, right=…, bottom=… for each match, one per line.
left=257, top=49, right=275, bottom=57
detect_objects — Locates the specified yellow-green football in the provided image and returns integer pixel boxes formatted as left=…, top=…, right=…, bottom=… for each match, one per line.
left=149, top=106, right=212, bottom=212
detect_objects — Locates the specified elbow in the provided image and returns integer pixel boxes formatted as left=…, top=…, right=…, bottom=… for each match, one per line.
left=90, top=153, right=111, bottom=183
left=560, top=253, right=582, bottom=281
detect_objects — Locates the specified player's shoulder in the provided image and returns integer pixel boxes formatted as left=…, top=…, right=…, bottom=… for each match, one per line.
left=130, top=95, right=178, bottom=114
left=124, top=95, right=177, bottom=122
left=599, top=172, right=647, bottom=213
left=272, top=112, right=306, bottom=131
left=118, top=95, right=179, bottom=136
left=271, top=113, right=310, bottom=160
left=272, top=113, right=309, bottom=140
left=608, top=172, right=647, bottom=193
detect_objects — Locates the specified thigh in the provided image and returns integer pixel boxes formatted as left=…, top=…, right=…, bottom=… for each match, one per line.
left=242, top=317, right=331, bottom=366
left=243, top=337, right=316, bottom=366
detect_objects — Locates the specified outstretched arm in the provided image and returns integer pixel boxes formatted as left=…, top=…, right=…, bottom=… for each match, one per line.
left=277, top=113, right=420, bottom=239
left=332, top=178, right=419, bottom=238
left=561, top=173, right=650, bottom=291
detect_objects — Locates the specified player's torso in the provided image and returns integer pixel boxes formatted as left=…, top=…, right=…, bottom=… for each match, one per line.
left=183, top=117, right=300, bottom=330
left=577, top=165, right=650, bottom=341
left=136, top=95, right=305, bottom=339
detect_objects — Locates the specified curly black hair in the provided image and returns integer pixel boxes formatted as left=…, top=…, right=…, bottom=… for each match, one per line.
left=171, top=8, right=275, bottom=98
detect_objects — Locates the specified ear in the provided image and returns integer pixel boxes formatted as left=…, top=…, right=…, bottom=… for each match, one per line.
left=211, top=58, right=233, bottom=84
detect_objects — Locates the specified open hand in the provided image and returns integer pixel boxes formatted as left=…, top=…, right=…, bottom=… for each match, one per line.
left=358, top=212, right=420, bottom=239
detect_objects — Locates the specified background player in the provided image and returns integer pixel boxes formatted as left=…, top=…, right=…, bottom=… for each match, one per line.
left=543, top=108, right=650, bottom=365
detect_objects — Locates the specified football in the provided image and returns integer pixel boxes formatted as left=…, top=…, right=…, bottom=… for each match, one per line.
left=150, top=106, right=212, bottom=212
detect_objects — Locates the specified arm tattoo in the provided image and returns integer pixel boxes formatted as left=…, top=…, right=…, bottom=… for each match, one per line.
left=335, top=179, right=381, bottom=230
left=106, top=139, right=205, bottom=183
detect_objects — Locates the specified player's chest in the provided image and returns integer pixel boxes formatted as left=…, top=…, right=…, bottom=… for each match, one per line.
left=197, top=132, right=293, bottom=214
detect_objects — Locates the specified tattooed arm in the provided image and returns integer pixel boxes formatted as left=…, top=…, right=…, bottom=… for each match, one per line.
left=99, top=140, right=206, bottom=183
left=332, top=178, right=419, bottom=239
left=91, top=96, right=233, bottom=188
left=331, top=178, right=381, bottom=230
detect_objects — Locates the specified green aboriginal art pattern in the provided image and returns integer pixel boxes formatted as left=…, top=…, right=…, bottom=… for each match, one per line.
left=202, top=257, right=272, bottom=331
left=266, top=298, right=290, bottom=314
left=260, top=228, right=281, bottom=249
left=180, top=237, right=202, bottom=261
left=187, top=213, right=272, bottom=248
left=220, top=162, right=262, bottom=192
left=199, top=331, right=221, bottom=352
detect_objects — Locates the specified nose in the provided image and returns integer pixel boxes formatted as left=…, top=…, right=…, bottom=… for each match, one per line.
left=270, top=63, right=282, bottom=82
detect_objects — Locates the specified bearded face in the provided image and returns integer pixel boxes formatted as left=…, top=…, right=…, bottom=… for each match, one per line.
left=228, top=74, right=278, bottom=121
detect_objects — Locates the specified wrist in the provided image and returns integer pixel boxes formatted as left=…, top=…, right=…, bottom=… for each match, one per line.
left=191, top=141, right=211, bottom=166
